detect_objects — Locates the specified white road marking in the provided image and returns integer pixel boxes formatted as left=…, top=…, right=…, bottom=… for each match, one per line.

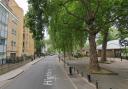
left=43, top=68, right=56, bottom=86
left=43, top=80, right=53, bottom=86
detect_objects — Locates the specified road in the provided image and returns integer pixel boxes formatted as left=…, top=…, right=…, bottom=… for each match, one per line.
left=2, top=55, right=76, bottom=89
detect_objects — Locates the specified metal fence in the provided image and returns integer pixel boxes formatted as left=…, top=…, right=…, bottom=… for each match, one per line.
left=0, top=56, right=34, bottom=75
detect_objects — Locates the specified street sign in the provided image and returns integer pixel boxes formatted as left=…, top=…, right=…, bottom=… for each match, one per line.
left=119, top=39, right=128, bottom=46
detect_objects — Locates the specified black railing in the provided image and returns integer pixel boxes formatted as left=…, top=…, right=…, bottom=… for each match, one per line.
left=0, top=55, right=35, bottom=75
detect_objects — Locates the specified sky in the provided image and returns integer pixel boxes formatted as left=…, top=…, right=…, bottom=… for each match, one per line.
left=15, top=0, right=28, bottom=14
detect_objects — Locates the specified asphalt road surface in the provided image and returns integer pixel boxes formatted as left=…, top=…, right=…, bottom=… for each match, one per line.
left=2, top=55, right=76, bottom=89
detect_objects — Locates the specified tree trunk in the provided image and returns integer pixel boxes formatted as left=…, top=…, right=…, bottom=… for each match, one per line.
left=63, top=46, right=66, bottom=67
left=101, top=30, right=109, bottom=62
left=89, top=33, right=100, bottom=71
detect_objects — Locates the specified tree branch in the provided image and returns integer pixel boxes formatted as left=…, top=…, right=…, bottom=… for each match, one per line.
left=106, top=16, right=119, bottom=24
left=105, top=14, right=126, bottom=25
left=62, top=4, right=84, bottom=21
left=79, top=0, right=90, bottom=18
left=93, top=0, right=100, bottom=18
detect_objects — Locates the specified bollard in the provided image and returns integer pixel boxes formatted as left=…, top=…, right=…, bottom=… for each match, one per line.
left=96, top=80, right=99, bottom=89
left=77, top=69, right=79, bottom=74
left=69, top=66, right=73, bottom=75
left=120, top=56, right=122, bottom=61
left=73, top=67, right=75, bottom=71
left=72, top=67, right=75, bottom=73
left=87, top=74, right=91, bottom=82
left=81, top=72, right=84, bottom=77
left=67, top=62, right=69, bottom=66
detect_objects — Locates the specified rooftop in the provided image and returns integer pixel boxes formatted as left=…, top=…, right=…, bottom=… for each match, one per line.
left=97, top=39, right=126, bottom=50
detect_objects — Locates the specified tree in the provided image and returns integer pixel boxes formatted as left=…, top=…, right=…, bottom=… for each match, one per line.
left=25, top=0, right=48, bottom=55
left=100, top=29, right=109, bottom=62
left=26, top=0, right=126, bottom=71
left=47, top=0, right=125, bottom=71
left=97, top=28, right=119, bottom=62
left=116, top=0, right=128, bottom=39
left=48, top=1, right=87, bottom=58
left=100, top=0, right=128, bottom=62
left=35, top=40, right=44, bottom=56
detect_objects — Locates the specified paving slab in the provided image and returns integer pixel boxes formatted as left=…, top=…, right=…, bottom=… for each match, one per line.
left=63, top=61, right=95, bottom=89
left=66, top=57, right=128, bottom=89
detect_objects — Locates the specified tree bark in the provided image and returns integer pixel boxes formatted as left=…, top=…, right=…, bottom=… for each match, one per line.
left=89, top=33, right=100, bottom=71
left=101, top=30, right=109, bottom=62
left=63, top=46, right=66, bottom=67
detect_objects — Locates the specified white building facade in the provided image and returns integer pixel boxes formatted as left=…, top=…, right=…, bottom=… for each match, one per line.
left=0, top=2, right=9, bottom=60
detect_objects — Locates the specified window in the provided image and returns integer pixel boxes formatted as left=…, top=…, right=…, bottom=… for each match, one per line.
left=0, top=25, right=7, bottom=38
left=15, top=30, right=16, bottom=35
left=0, top=6, right=8, bottom=25
left=12, top=28, right=16, bottom=35
left=0, top=24, right=1, bottom=30
left=0, top=5, right=3, bottom=22
left=2, top=13, right=5, bottom=23
left=1, top=27, right=5, bottom=37
left=0, top=52, right=4, bottom=55
left=5, top=13, right=9, bottom=24
left=0, top=39, right=5, bottom=45
left=12, top=29, right=14, bottom=34
left=11, top=41, right=13, bottom=46
left=11, top=41, right=16, bottom=47
left=14, top=41, right=16, bottom=46
left=0, top=52, right=5, bottom=59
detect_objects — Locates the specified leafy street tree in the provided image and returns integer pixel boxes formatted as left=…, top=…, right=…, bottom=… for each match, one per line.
left=48, top=4, right=87, bottom=59
left=116, top=0, right=128, bottom=39
left=47, top=0, right=126, bottom=71
left=25, top=0, right=48, bottom=55
left=49, top=0, right=124, bottom=71
left=25, top=0, right=127, bottom=71
left=99, top=0, right=128, bottom=62
left=97, top=28, right=119, bottom=62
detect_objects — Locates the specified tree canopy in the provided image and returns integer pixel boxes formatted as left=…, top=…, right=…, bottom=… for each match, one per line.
left=25, top=0, right=128, bottom=71
left=25, top=0, right=49, bottom=55
left=48, top=0, right=88, bottom=53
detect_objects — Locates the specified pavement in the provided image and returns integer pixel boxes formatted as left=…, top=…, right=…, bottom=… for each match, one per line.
left=61, top=60, right=95, bottom=89
left=66, top=57, right=128, bottom=89
left=65, top=67, right=95, bottom=89
left=0, top=55, right=94, bottom=89
left=0, top=57, right=43, bottom=88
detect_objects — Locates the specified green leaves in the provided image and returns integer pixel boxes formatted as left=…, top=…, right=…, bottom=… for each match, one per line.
left=48, top=0, right=87, bottom=53
left=25, top=0, right=48, bottom=40
left=25, top=0, right=49, bottom=54
left=25, top=0, right=127, bottom=55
